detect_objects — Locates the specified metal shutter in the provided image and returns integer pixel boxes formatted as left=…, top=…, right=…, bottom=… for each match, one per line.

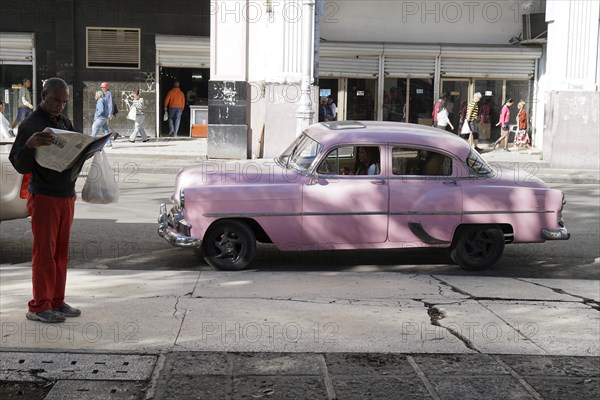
left=384, top=57, right=436, bottom=78
left=156, top=35, right=210, bottom=68
left=87, top=27, right=140, bottom=69
left=319, top=56, right=380, bottom=78
left=0, top=32, right=34, bottom=64
left=441, top=58, right=536, bottom=79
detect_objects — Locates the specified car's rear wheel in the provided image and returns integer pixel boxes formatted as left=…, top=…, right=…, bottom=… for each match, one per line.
left=451, top=225, right=505, bottom=271
left=202, top=220, right=256, bottom=271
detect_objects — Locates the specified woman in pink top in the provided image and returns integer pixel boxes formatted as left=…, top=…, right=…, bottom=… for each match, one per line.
left=493, top=98, right=513, bottom=151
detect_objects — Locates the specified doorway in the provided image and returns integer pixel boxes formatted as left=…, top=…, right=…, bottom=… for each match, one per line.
left=159, top=66, right=209, bottom=137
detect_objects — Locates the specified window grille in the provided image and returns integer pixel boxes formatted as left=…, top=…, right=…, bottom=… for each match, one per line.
left=86, top=27, right=140, bottom=69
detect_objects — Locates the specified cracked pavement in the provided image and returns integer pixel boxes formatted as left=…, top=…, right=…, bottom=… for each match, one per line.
left=1, top=269, right=598, bottom=356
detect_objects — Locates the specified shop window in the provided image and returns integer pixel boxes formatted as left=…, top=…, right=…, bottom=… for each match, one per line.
left=86, top=27, right=140, bottom=69
left=347, top=79, right=377, bottom=121
left=383, top=78, right=407, bottom=122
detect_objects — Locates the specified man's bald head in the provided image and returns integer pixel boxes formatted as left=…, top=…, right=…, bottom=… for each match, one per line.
left=41, top=78, right=69, bottom=116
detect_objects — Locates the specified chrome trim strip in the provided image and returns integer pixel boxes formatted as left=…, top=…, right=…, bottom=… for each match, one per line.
left=204, top=210, right=554, bottom=218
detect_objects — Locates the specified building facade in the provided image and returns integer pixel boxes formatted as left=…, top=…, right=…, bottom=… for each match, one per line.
left=1, top=0, right=598, bottom=168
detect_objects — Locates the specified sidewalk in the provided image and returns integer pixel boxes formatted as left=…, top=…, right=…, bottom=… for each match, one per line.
left=103, top=136, right=600, bottom=183
left=1, top=269, right=599, bottom=398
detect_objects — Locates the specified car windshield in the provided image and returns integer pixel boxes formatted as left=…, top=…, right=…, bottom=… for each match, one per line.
left=278, top=133, right=322, bottom=172
left=466, top=149, right=494, bottom=176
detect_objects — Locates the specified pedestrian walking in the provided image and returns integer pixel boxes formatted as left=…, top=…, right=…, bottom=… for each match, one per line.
left=91, top=90, right=111, bottom=148
left=126, top=90, right=148, bottom=143
left=436, top=99, right=454, bottom=131
left=163, top=81, right=185, bottom=136
left=513, top=100, right=532, bottom=153
left=100, top=82, right=115, bottom=147
left=9, top=78, right=84, bottom=323
left=432, top=93, right=446, bottom=127
left=493, top=98, right=513, bottom=151
left=10, top=78, right=34, bottom=130
left=465, top=92, right=483, bottom=151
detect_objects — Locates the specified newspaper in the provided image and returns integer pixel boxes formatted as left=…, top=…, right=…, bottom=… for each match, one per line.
left=35, top=128, right=111, bottom=172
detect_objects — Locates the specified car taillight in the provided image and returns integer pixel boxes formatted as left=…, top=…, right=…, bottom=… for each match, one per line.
left=19, top=174, right=31, bottom=199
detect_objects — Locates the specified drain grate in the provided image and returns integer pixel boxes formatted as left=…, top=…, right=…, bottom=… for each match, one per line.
left=45, top=380, right=148, bottom=400
left=0, top=352, right=157, bottom=382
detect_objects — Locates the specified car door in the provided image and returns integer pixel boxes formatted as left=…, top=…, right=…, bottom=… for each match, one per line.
left=388, top=146, right=462, bottom=245
left=301, top=145, right=389, bottom=246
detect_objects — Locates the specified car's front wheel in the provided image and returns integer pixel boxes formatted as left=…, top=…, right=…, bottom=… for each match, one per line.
left=202, top=220, right=256, bottom=271
left=451, top=225, right=505, bottom=271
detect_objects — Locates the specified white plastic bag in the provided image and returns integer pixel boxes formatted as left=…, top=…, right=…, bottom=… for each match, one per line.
left=460, top=120, right=471, bottom=135
left=82, top=150, right=119, bottom=204
left=127, top=106, right=137, bottom=121
left=163, top=110, right=169, bottom=121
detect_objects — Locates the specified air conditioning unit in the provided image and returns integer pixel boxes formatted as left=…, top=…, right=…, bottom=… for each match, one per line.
left=522, top=13, right=547, bottom=42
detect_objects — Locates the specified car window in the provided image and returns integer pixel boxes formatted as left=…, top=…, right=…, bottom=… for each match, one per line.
left=317, top=146, right=380, bottom=176
left=392, top=147, right=452, bottom=176
left=466, top=149, right=493, bottom=176
left=278, top=133, right=321, bottom=172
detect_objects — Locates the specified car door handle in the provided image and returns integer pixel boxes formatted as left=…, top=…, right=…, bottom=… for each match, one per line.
left=371, top=180, right=386, bottom=185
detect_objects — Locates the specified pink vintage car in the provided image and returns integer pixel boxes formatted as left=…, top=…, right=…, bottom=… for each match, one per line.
left=158, top=121, right=569, bottom=271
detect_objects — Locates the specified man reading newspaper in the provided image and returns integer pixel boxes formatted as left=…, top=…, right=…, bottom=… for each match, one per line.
left=9, top=78, right=92, bottom=323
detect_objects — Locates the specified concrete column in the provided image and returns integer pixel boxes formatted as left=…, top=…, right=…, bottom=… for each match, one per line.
left=295, top=0, right=316, bottom=135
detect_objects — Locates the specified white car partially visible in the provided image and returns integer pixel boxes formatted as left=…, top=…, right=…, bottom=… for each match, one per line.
left=1, top=139, right=30, bottom=222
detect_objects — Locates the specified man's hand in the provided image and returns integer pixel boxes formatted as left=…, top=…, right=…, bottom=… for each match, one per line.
left=25, top=131, right=54, bottom=149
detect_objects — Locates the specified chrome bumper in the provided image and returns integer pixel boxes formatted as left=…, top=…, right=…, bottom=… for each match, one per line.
left=158, top=203, right=201, bottom=247
left=541, top=227, right=570, bottom=240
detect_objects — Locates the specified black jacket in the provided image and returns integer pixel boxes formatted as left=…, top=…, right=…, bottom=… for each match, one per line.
left=9, top=108, right=80, bottom=197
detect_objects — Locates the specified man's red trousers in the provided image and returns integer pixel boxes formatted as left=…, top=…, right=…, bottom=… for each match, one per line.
left=26, top=193, right=75, bottom=312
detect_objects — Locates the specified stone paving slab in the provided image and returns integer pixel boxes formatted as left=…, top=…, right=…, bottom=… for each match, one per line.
left=0, top=296, right=188, bottom=351
left=480, top=301, right=600, bottom=356
left=498, top=355, right=600, bottom=377
left=233, top=353, right=323, bottom=376
left=428, top=376, right=535, bottom=400
left=412, top=354, right=510, bottom=376
left=233, top=376, right=329, bottom=400
left=175, top=298, right=471, bottom=354
left=433, top=275, right=581, bottom=301
left=325, top=353, right=415, bottom=376
left=434, top=300, right=546, bottom=354
left=0, top=352, right=156, bottom=382
left=332, top=375, right=432, bottom=399
left=45, top=380, right=148, bottom=400
left=519, top=278, right=600, bottom=302
left=0, top=267, right=199, bottom=298
left=525, top=377, right=600, bottom=400
left=193, top=271, right=467, bottom=302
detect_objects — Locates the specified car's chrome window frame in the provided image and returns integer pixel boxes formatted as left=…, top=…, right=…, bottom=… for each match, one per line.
left=277, top=133, right=322, bottom=173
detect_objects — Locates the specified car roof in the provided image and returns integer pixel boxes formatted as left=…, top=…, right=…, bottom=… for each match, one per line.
left=304, top=121, right=471, bottom=159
